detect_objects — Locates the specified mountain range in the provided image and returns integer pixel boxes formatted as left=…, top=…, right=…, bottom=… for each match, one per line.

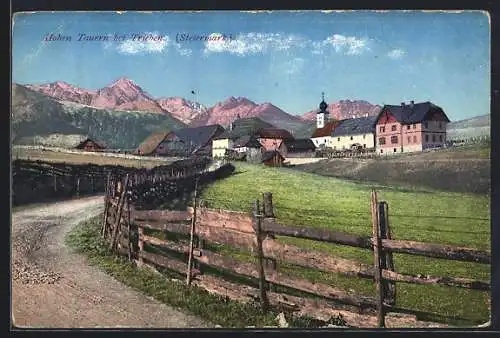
left=24, top=76, right=486, bottom=148
left=21, top=77, right=382, bottom=126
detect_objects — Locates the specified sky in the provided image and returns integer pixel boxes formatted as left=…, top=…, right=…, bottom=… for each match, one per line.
left=12, top=11, right=490, bottom=120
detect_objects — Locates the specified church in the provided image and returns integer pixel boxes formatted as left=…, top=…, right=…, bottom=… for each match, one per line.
left=310, top=93, right=341, bottom=148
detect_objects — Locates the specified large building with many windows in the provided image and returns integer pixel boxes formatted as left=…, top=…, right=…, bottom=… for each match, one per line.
left=374, top=101, right=450, bottom=154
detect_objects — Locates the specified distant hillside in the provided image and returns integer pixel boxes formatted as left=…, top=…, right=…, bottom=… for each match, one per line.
left=12, top=84, right=186, bottom=149
left=292, top=121, right=317, bottom=138
left=447, top=114, right=490, bottom=141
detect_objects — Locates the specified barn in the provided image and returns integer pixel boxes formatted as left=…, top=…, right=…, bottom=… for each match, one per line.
left=175, top=124, right=225, bottom=156
left=279, top=139, right=316, bottom=158
left=74, top=138, right=106, bottom=152
left=134, top=131, right=186, bottom=157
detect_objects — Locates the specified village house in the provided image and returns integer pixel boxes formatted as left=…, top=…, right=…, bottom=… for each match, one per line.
left=212, top=117, right=274, bottom=158
left=374, top=101, right=450, bottom=154
left=254, top=127, right=294, bottom=152
left=232, top=135, right=263, bottom=153
left=279, top=139, right=316, bottom=158
left=175, top=124, right=225, bottom=156
left=136, top=125, right=224, bottom=157
left=74, top=137, right=106, bottom=152
left=134, top=131, right=185, bottom=157
left=330, top=116, right=377, bottom=151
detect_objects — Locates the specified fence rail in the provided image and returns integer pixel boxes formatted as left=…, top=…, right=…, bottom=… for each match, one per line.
left=102, top=172, right=490, bottom=328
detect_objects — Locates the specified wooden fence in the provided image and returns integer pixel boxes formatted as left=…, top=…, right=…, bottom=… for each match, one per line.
left=103, top=181, right=491, bottom=328
left=11, top=157, right=211, bottom=205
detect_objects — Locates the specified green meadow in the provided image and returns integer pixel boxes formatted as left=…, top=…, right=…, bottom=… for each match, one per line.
left=199, top=162, right=490, bottom=326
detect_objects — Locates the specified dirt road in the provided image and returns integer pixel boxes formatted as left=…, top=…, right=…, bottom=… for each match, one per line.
left=11, top=196, right=210, bottom=328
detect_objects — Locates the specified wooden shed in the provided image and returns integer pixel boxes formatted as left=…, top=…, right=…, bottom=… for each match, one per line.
left=261, top=150, right=284, bottom=167
left=74, top=138, right=106, bottom=152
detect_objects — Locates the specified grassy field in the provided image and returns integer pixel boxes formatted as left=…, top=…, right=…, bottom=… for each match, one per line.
left=198, top=162, right=490, bottom=326
left=12, top=147, right=172, bottom=168
left=295, top=144, right=490, bottom=195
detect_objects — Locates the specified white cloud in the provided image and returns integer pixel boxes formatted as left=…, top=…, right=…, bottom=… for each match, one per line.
left=312, top=34, right=370, bottom=56
left=204, top=32, right=307, bottom=56
left=388, top=48, right=406, bottom=60
left=325, top=34, right=370, bottom=55
left=117, top=32, right=170, bottom=54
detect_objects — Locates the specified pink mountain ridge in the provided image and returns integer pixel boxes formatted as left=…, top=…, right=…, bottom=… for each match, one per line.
left=25, top=77, right=381, bottom=127
left=300, top=100, right=382, bottom=121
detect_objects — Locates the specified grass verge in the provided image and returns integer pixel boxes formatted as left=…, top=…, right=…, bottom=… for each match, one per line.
left=65, top=215, right=346, bottom=328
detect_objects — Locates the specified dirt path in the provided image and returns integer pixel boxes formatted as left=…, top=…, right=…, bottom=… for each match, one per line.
left=11, top=196, right=211, bottom=328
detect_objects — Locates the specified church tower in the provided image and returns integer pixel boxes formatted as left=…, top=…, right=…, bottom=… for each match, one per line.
left=316, top=92, right=329, bottom=128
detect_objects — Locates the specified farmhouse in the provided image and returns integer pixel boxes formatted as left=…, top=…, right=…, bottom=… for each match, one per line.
left=175, top=124, right=225, bottom=156
left=74, top=138, right=106, bottom=152
left=330, top=116, right=377, bottom=151
left=279, top=139, right=316, bottom=158
left=375, top=101, right=450, bottom=154
left=232, top=135, right=263, bottom=153
left=212, top=117, right=274, bottom=158
left=134, top=131, right=185, bottom=157
left=254, top=127, right=294, bottom=152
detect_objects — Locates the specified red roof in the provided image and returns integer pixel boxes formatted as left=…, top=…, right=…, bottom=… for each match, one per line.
left=255, top=128, right=294, bottom=139
left=311, top=120, right=341, bottom=138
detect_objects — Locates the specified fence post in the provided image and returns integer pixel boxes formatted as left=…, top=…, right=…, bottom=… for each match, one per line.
left=197, top=200, right=208, bottom=275
left=262, top=192, right=275, bottom=218
left=101, top=172, right=111, bottom=238
left=378, top=201, right=396, bottom=306
left=53, top=172, right=57, bottom=193
left=252, top=200, right=269, bottom=313
left=262, top=192, right=277, bottom=292
left=75, top=170, right=80, bottom=197
left=127, top=198, right=132, bottom=261
left=186, top=177, right=199, bottom=286
left=371, top=190, right=385, bottom=327
left=110, top=174, right=130, bottom=251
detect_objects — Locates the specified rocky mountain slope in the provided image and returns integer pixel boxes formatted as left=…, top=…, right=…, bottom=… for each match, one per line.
left=156, top=97, right=209, bottom=125
left=26, top=77, right=167, bottom=114
left=189, top=96, right=306, bottom=133
left=300, top=100, right=381, bottom=121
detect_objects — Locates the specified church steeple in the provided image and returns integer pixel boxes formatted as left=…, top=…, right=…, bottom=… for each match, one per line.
left=317, top=92, right=329, bottom=128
